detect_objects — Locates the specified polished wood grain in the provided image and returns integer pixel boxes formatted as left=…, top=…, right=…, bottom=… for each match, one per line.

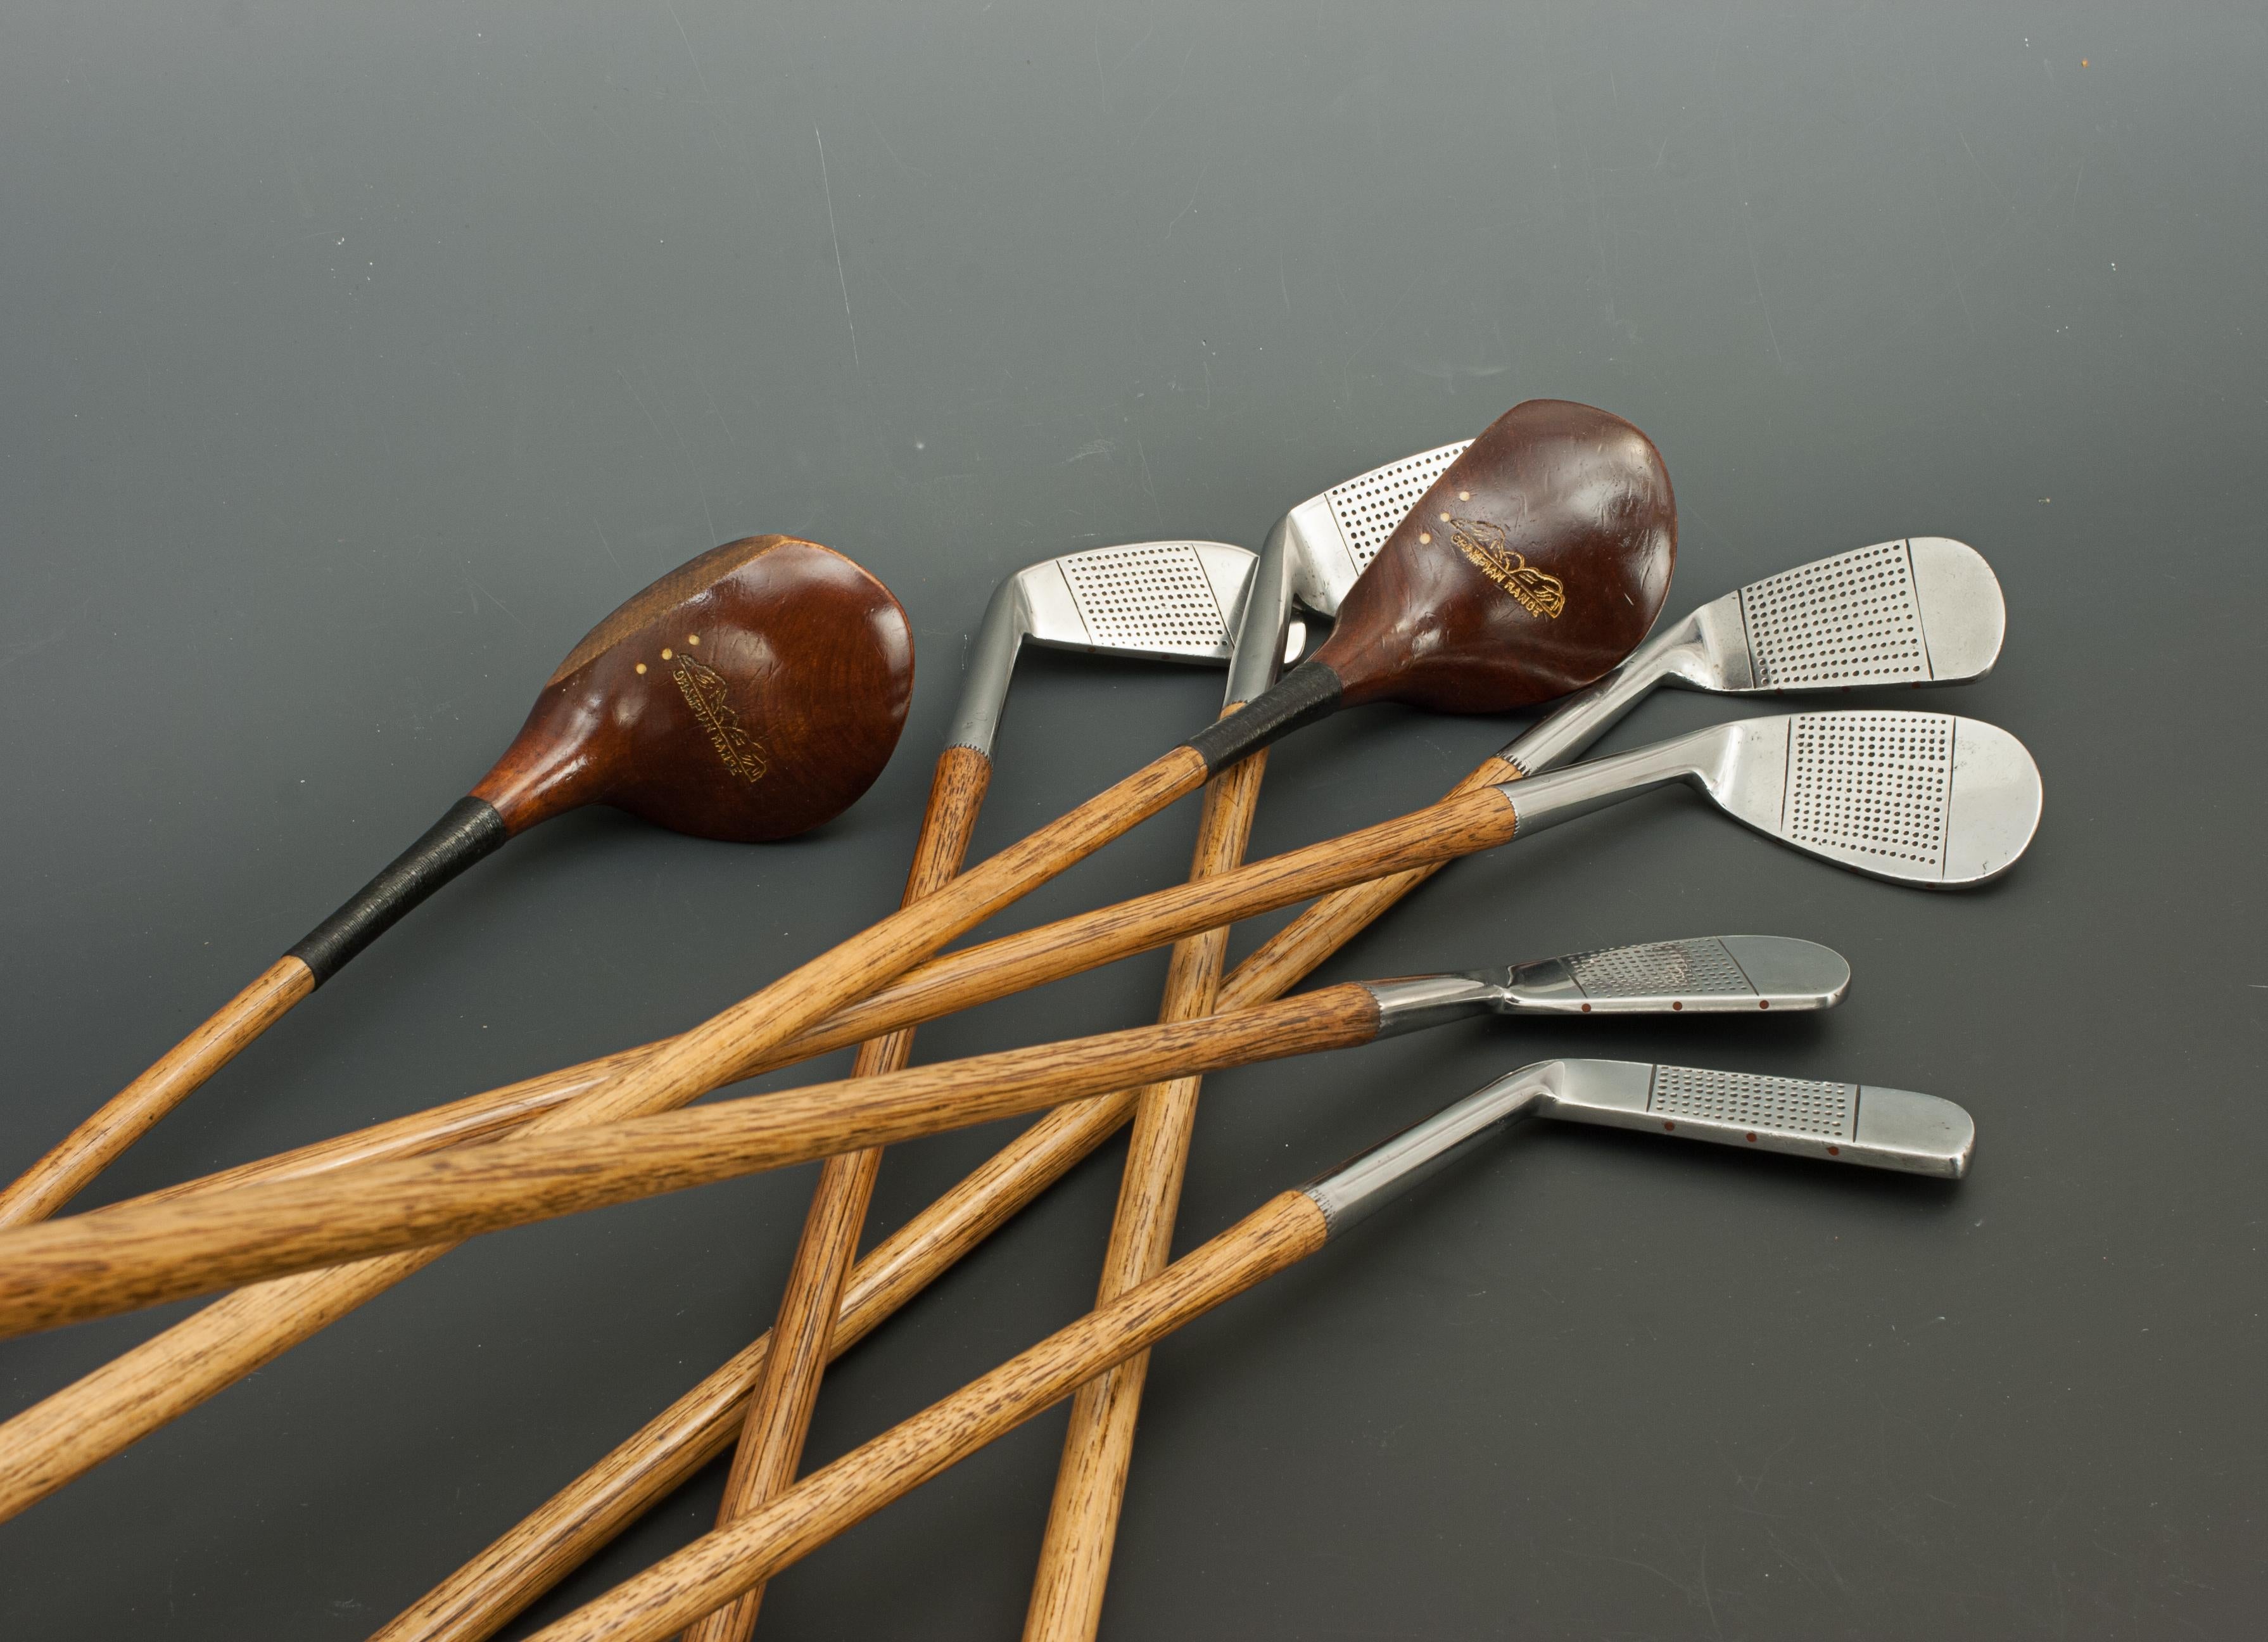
left=1022, top=735, right=1271, bottom=1641
left=372, top=754, right=1527, bottom=1642
left=0, top=958, right=315, bottom=1228
left=0, top=537, right=915, bottom=1228
left=471, top=537, right=915, bottom=844
left=0, top=779, right=1536, bottom=1338
left=525, top=1193, right=1331, bottom=1642
left=687, top=742, right=994, bottom=1642
left=1306, top=401, right=1674, bottom=711
left=0, top=988, right=1381, bottom=1338
left=0, top=770, right=1514, bottom=1517
left=87, top=398, right=1657, bottom=1230
left=0, top=747, right=1220, bottom=1517
left=119, top=777, right=1521, bottom=1212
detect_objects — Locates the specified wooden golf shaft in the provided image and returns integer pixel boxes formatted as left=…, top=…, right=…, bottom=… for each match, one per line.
left=0, top=986, right=1380, bottom=1339
left=528, top=1193, right=1332, bottom=1642
left=118, top=780, right=1519, bottom=1213
left=0, top=959, right=315, bottom=1228
left=376, top=756, right=1520, bottom=1642
left=0, top=798, right=510, bottom=1228
left=700, top=730, right=1272, bottom=1642
left=686, top=741, right=1002, bottom=1642
left=0, top=751, right=1208, bottom=1515
left=1023, top=741, right=1279, bottom=1641
left=0, top=770, right=1515, bottom=1524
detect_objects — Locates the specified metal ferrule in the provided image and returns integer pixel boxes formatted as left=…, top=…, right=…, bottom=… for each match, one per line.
left=1222, top=519, right=1302, bottom=709
left=1300, top=1065, right=1562, bottom=1238
left=1492, top=722, right=1729, bottom=837
left=943, top=578, right=1032, bottom=756
left=1359, top=974, right=1510, bottom=1039
left=1495, top=609, right=1713, bottom=777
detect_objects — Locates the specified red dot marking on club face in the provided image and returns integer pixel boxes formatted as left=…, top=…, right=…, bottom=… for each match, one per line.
left=1759, top=1000, right=1770, bottom=1010
left=1745, top=1132, right=1758, bottom=1143
left=1828, top=1145, right=1841, bottom=1156
left=1672, top=1002, right=1683, bottom=1011
left=1663, top=1121, right=1675, bottom=1131
left=1581, top=1003, right=1592, bottom=1013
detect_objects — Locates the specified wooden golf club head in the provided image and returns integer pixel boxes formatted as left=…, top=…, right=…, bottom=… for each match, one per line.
left=472, top=535, right=915, bottom=843
left=1307, top=399, right=1676, bottom=711
left=0, top=537, right=910, bottom=1229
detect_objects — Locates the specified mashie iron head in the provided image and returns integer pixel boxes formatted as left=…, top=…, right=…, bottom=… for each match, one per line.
left=1685, top=536, right=2006, bottom=694
left=1697, top=711, right=2042, bottom=886
left=1501, top=536, right=2006, bottom=777
left=1502, top=709, right=2043, bottom=889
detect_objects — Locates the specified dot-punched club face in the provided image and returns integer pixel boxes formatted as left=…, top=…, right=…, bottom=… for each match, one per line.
left=945, top=440, right=1478, bottom=756
left=1498, top=708, right=2043, bottom=888
left=1502, top=536, right=2006, bottom=776
left=944, top=538, right=1260, bottom=754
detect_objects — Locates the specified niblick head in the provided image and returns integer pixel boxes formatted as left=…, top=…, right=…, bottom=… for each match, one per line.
left=1307, top=400, right=1676, bottom=711
left=472, top=536, right=915, bottom=842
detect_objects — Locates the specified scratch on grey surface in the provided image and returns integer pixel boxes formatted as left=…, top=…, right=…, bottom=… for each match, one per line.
left=661, top=0, right=711, bottom=103
left=1131, top=429, right=1163, bottom=527
left=1163, top=155, right=1213, bottom=241
left=1735, top=1432, right=1801, bottom=1499
left=1698, top=1542, right=1723, bottom=1639
left=815, top=127, right=859, bottom=367
left=1759, top=1526, right=1828, bottom=1596
left=614, top=366, right=672, bottom=452
left=465, top=575, right=526, bottom=633
left=590, top=517, right=627, bottom=578
left=0, top=594, right=97, bottom=670
left=1740, top=205, right=1785, bottom=368
left=625, top=364, right=721, bottom=544
left=1709, top=25, right=1785, bottom=370
left=874, top=123, right=925, bottom=184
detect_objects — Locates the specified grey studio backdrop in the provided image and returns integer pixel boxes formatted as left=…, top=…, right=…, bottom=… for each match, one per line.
left=1, top=4, right=2260, bottom=1638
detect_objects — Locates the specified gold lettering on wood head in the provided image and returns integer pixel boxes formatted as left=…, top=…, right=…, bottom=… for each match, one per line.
left=1447, top=516, right=1567, bottom=620
left=672, top=655, right=771, bottom=782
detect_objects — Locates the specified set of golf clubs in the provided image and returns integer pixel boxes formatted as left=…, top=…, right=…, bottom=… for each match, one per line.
left=0, top=400, right=2041, bottom=1641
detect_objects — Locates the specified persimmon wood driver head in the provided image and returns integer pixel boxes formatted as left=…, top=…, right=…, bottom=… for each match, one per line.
left=1184, top=399, right=1676, bottom=777
left=469, top=535, right=914, bottom=845
left=0, top=535, right=913, bottom=1226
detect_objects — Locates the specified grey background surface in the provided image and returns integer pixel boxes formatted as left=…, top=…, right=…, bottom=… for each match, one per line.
left=2, top=3, right=2261, bottom=1637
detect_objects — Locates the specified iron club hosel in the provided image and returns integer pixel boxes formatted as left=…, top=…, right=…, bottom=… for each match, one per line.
left=1492, top=723, right=1724, bottom=838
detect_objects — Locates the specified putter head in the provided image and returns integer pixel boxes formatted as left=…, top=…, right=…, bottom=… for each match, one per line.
left=1682, top=537, right=2005, bottom=693
left=946, top=540, right=1258, bottom=754
left=1492, top=934, right=1849, bottom=1014
left=1303, top=1055, right=1971, bottom=1238
left=1539, top=1058, right=1975, bottom=1177
left=1362, top=934, right=1849, bottom=1036
left=1697, top=710, right=2041, bottom=886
